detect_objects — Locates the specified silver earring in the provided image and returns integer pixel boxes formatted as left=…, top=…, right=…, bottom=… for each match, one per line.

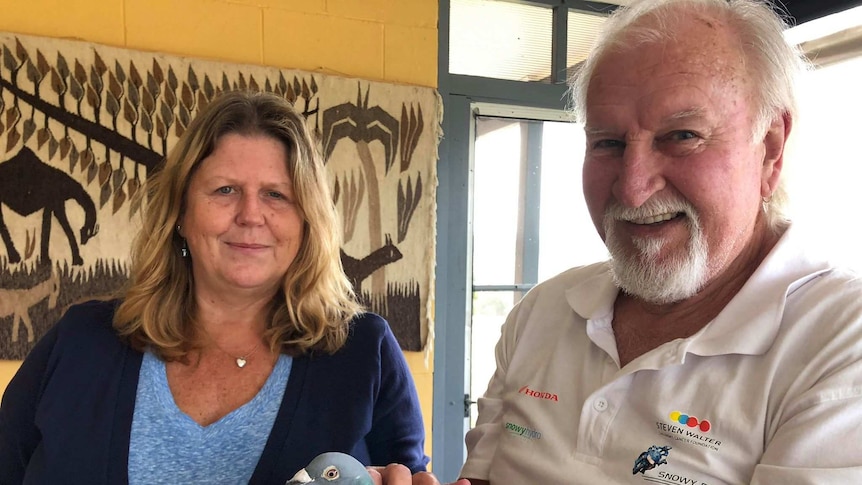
left=177, top=225, right=189, bottom=257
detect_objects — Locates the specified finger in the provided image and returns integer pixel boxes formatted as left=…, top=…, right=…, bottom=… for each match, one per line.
left=411, top=471, right=441, bottom=485
left=367, top=467, right=383, bottom=485
left=373, top=463, right=413, bottom=484
left=411, top=472, right=472, bottom=485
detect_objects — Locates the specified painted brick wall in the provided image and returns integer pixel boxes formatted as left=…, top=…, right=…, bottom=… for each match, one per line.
left=0, top=0, right=438, bottom=459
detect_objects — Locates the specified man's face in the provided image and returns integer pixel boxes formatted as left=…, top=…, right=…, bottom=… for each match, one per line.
left=582, top=16, right=774, bottom=304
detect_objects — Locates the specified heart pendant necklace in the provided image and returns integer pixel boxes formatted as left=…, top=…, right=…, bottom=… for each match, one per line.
left=232, top=343, right=260, bottom=368
left=202, top=327, right=261, bottom=369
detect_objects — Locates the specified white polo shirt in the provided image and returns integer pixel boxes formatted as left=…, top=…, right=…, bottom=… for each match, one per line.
left=461, top=225, right=862, bottom=484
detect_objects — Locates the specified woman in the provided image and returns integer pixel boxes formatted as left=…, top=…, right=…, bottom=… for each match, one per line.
left=0, top=91, right=428, bottom=483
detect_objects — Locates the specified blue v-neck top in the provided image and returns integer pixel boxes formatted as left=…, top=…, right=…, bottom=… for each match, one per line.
left=0, top=300, right=428, bottom=484
left=128, top=351, right=292, bottom=484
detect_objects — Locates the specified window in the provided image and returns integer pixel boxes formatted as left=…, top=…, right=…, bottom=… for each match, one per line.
left=785, top=6, right=862, bottom=270
left=469, top=111, right=607, bottom=426
left=566, top=9, right=606, bottom=78
left=434, top=1, right=621, bottom=480
left=449, top=0, right=553, bottom=82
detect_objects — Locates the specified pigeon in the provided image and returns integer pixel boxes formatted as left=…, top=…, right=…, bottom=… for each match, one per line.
left=286, top=452, right=374, bottom=485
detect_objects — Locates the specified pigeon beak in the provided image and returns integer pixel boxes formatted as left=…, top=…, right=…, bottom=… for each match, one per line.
left=285, top=468, right=313, bottom=484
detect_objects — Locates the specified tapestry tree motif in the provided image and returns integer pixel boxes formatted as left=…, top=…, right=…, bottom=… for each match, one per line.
left=0, top=33, right=440, bottom=359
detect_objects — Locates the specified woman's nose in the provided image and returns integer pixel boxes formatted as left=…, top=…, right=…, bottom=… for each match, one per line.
left=236, top=193, right=265, bottom=225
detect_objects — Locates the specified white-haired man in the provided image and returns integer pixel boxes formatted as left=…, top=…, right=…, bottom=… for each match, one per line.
left=374, top=0, right=862, bottom=484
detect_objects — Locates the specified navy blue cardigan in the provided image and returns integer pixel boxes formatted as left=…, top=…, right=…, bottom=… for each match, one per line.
left=0, top=300, right=428, bottom=484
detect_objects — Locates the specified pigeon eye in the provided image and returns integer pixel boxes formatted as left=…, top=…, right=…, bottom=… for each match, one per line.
left=322, top=466, right=340, bottom=480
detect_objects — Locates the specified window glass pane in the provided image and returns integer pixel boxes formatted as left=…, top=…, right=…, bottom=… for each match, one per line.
left=450, top=0, right=553, bottom=82
left=469, top=290, right=517, bottom=426
left=567, top=10, right=607, bottom=78
left=472, top=118, right=522, bottom=285
left=538, top=121, right=608, bottom=281
left=787, top=54, right=862, bottom=270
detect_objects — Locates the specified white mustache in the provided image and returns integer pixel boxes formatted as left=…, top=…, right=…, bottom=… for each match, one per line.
left=604, top=198, right=696, bottom=225
left=601, top=197, right=708, bottom=304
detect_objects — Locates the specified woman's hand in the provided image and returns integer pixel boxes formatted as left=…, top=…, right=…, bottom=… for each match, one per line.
left=368, top=464, right=472, bottom=485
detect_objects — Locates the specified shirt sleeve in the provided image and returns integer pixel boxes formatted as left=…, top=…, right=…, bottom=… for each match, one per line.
left=364, top=318, right=430, bottom=473
left=0, top=321, right=60, bottom=482
left=750, top=359, right=862, bottom=484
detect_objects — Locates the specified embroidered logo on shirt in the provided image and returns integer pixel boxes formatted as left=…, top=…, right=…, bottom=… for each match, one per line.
left=504, top=421, right=542, bottom=440
left=518, top=385, right=559, bottom=402
left=632, top=445, right=671, bottom=475
left=632, top=446, right=710, bottom=484
left=652, top=471, right=708, bottom=485
left=656, top=410, right=722, bottom=452
left=669, top=410, right=711, bottom=432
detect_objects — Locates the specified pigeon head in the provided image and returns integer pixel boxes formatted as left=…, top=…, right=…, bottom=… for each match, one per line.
left=286, top=452, right=374, bottom=485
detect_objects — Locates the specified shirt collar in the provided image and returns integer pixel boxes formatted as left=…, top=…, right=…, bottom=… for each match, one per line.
left=565, top=223, right=834, bottom=358
left=687, top=223, right=833, bottom=357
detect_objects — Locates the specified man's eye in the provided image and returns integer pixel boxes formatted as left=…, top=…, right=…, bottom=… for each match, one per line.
left=593, top=139, right=625, bottom=150
left=666, top=130, right=698, bottom=141
left=657, top=131, right=703, bottom=156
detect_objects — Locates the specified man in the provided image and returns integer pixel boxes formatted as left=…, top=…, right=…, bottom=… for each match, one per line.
left=374, top=0, right=862, bottom=484
left=456, top=0, right=862, bottom=483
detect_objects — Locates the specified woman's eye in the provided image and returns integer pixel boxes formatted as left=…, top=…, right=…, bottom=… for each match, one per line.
left=267, top=191, right=284, bottom=199
left=216, top=186, right=233, bottom=194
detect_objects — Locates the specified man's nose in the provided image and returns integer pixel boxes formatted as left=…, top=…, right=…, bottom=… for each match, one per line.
left=612, top=143, right=665, bottom=208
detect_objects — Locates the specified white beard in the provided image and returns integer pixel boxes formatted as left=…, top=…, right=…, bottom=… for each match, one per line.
left=603, top=199, right=709, bottom=304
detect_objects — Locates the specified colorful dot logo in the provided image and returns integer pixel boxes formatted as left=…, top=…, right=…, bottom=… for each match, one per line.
left=669, top=411, right=711, bottom=433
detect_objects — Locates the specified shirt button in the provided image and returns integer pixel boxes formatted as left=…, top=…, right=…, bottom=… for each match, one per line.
left=593, top=397, right=609, bottom=412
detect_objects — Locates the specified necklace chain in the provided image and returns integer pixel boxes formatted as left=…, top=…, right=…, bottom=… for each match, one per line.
left=230, top=342, right=260, bottom=368
left=201, top=328, right=262, bottom=369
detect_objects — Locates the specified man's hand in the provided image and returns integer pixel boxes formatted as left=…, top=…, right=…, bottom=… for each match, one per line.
left=367, top=464, right=472, bottom=485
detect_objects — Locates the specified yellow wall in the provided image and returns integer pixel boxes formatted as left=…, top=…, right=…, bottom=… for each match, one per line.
left=0, top=0, right=438, bottom=460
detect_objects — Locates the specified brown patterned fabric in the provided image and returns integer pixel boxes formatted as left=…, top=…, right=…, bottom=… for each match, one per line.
left=0, top=32, right=441, bottom=358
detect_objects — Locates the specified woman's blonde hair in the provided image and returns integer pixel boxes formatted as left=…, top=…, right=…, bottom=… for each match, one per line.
left=114, top=90, right=362, bottom=359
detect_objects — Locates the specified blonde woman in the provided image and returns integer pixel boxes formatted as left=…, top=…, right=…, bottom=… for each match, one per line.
left=0, top=91, right=428, bottom=483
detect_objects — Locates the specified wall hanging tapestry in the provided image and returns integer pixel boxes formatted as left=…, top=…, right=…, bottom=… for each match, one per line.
left=0, top=32, right=440, bottom=359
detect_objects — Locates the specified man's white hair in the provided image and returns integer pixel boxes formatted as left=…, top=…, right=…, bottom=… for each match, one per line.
left=569, top=0, right=809, bottom=231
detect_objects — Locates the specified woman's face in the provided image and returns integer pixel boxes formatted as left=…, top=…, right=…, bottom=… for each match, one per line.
left=179, top=132, right=305, bottom=303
